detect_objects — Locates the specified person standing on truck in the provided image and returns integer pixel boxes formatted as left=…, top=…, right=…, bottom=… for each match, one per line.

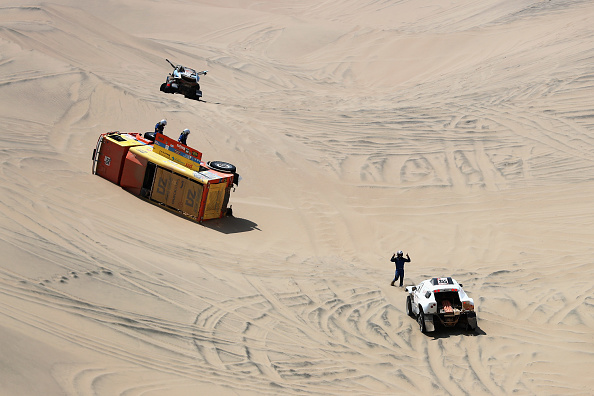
left=155, top=119, right=167, bottom=134
left=391, top=250, right=411, bottom=287
left=178, top=128, right=190, bottom=145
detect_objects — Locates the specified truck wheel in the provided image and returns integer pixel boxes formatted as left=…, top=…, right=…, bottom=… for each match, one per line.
left=406, top=296, right=414, bottom=317
left=160, top=83, right=167, bottom=92
left=417, top=307, right=427, bottom=333
left=208, top=161, right=236, bottom=174
left=144, top=132, right=156, bottom=142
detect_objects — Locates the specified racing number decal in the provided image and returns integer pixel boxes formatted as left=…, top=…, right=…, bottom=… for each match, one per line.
left=182, top=180, right=203, bottom=217
left=167, top=173, right=186, bottom=209
left=185, top=187, right=197, bottom=207
left=156, top=176, right=168, bottom=195
left=149, top=167, right=206, bottom=218
left=151, top=168, right=172, bottom=204
left=438, top=278, right=449, bottom=285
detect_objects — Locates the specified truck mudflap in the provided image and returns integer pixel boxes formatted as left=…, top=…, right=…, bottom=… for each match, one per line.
left=424, top=314, right=436, bottom=332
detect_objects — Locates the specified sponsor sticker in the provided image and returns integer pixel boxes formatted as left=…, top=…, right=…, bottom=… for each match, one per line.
left=199, top=171, right=220, bottom=180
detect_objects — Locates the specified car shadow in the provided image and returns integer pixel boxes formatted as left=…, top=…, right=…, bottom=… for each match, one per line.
left=426, top=325, right=487, bottom=339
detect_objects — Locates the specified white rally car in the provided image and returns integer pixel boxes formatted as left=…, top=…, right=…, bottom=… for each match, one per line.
left=405, top=277, right=477, bottom=333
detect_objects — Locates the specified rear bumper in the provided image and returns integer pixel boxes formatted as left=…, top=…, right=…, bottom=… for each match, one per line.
left=433, top=311, right=477, bottom=329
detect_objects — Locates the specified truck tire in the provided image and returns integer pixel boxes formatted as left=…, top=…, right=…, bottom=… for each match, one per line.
left=144, top=132, right=156, bottom=142
left=208, top=161, right=236, bottom=174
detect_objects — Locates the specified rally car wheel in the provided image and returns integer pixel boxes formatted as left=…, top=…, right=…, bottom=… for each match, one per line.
left=160, top=83, right=167, bottom=92
left=417, top=307, right=427, bottom=333
left=208, top=161, right=236, bottom=174
left=406, top=296, right=414, bottom=317
left=185, top=90, right=201, bottom=101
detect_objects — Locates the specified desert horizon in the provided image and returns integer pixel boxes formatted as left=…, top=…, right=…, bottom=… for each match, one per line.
left=1, top=0, right=593, bottom=395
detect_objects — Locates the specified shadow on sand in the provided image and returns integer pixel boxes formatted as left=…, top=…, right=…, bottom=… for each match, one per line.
left=202, top=215, right=260, bottom=234
left=128, top=191, right=259, bottom=233
left=426, top=325, right=487, bottom=339
left=159, top=206, right=260, bottom=233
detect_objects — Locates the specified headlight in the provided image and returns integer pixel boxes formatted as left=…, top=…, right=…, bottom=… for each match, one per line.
left=463, top=301, right=474, bottom=311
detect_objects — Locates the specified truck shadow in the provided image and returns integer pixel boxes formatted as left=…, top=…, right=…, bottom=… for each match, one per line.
left=135, top=195, right=260, bottom=233
left=202, top=215, right=261, bottom=234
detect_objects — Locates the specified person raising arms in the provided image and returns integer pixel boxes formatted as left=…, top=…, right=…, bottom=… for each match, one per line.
left=390, top=250, right=411, bottom=287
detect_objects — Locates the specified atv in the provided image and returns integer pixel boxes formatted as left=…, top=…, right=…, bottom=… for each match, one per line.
left=160, top=59, right=207, bottom=101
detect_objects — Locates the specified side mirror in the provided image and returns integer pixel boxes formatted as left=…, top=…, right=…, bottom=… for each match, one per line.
left=459, top=284, right=463, bottom=288
left=412, top=286, right=416, bottom=291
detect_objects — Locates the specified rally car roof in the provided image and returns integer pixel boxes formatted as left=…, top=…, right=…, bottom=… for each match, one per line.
left=431, top=277, right=454, bottom=285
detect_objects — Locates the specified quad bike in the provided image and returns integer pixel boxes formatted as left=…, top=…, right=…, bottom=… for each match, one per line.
left=160, top=59, right=208, bottom=101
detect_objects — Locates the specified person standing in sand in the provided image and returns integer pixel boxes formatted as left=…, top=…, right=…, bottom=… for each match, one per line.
left=390, top=250, right=410, bottom=287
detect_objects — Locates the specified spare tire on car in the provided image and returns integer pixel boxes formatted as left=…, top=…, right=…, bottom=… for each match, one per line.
left=208, top=161, right=236, bottom=174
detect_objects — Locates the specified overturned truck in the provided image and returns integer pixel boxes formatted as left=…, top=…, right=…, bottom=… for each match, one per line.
left=92, top=131, right=239, bottom=222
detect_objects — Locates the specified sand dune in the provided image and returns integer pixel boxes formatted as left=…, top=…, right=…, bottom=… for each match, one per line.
left=1, top=1, right=593, bottom=395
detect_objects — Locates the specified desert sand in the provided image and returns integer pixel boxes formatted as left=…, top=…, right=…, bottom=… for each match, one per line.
left=1, top=0, right=593, bottom=395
